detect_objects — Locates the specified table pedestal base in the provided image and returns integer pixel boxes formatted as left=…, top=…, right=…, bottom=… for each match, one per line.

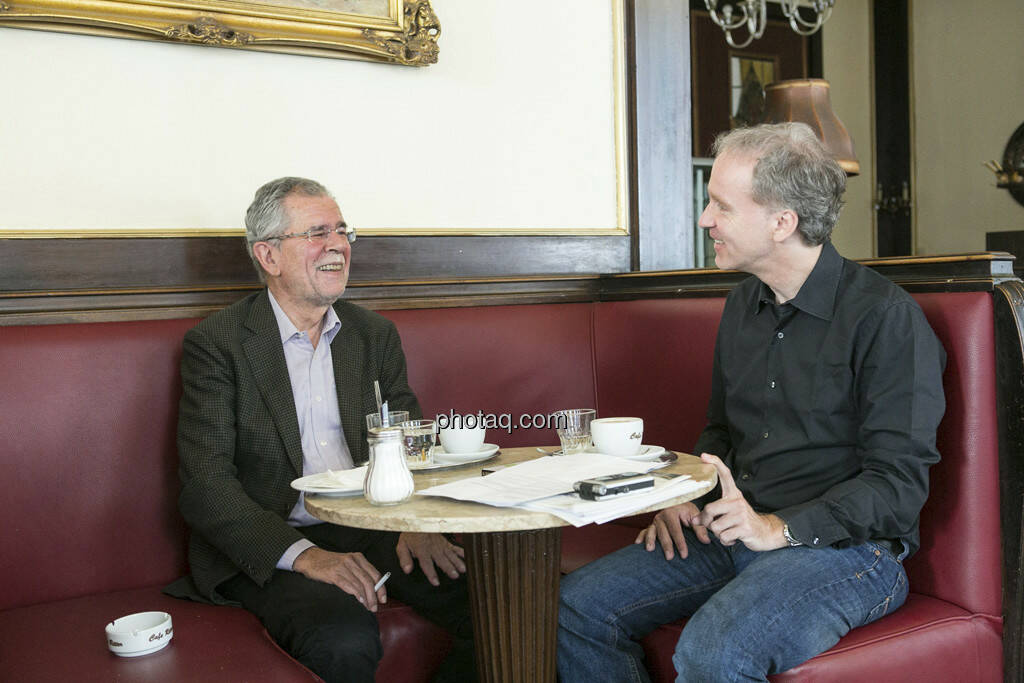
left=465, top=528, right=561, bottom=683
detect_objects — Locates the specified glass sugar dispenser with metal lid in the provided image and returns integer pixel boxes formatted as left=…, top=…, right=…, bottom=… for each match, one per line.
left=363, top=425, right=414, bottom=506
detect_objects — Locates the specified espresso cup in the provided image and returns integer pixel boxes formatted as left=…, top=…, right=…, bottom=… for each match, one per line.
left=590, top=417, right=644, bottom=457
left=438, top=416, right=487, bottom=454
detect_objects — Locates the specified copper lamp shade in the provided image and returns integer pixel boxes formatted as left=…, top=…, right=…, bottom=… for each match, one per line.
left=763, top=79, right=860, bottom=176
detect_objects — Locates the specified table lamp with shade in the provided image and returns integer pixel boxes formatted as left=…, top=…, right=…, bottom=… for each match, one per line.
left=763, top=78, right=860, bottom=176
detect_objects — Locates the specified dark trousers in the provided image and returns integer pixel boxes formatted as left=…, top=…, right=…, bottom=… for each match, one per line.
left=221, top=524, right=476, bottom=683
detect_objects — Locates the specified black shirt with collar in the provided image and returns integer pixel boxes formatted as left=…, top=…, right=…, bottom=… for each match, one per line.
left=694, top=241, right=946, bottom=558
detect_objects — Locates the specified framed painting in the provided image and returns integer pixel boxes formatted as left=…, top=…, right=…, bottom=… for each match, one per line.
left=690, top=9, right=809, bottom=156
left=0, top=0, right=440, bottom=65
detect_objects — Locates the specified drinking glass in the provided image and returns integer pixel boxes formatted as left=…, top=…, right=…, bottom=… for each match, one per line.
left=366, top=410, right=409, bottom=431
left=551, top=408, right=596, bottom=455
left=400, top=419, right=437, bottom=466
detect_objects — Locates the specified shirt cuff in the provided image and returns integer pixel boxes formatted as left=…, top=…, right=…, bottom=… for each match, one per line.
left=776, top=502, right=848, bottom=549
left=277, top=538, right=316, bottom=571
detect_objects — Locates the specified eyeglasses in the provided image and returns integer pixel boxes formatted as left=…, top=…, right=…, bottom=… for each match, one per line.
left=266, top=225, right=356, bottom=244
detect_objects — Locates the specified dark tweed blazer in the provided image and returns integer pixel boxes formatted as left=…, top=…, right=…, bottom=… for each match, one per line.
left=168, top=289, right=421, bottom=604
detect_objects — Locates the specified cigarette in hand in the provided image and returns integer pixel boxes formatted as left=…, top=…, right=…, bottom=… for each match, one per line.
left=374, top=571, right=392, bottom=592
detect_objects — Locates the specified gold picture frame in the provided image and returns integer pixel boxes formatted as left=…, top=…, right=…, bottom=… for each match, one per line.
left=0, top=0, right=440, bottom=65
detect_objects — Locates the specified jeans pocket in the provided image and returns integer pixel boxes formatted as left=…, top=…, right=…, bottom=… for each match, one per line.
left=865, top=558, right=908, bottom=623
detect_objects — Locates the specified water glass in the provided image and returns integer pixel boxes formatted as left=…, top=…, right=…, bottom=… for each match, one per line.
left=400, top=419, right=436, bottom=466
left=551, top=408, right=596, bottom=455
left=366, top=410, right=409, bottom=431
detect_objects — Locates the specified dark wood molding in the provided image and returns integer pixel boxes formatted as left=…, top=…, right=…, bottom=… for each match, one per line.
left=1, top=247, right=1017, bottom=325
left=873, top=0, right=913, bottom=256
left=842, top=252, right=1018, bottom=291
left=994, top=279, right=1024, bottom=683
left=988, top=230, right=1024, bottom=278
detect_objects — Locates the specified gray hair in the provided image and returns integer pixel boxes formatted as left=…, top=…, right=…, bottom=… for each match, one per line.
left=244, top=177, right=334, bottom=280
left=712, top=122, right=846, bottom=246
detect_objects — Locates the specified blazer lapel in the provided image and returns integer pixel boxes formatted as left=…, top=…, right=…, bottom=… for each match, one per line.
left=332, top=305, right=369, bottom=464
left=242, top=291, right=305, bottom=477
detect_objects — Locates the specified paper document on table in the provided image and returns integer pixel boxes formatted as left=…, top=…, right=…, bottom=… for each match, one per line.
left=522, top=475, right=712, bottom=527
left=416, top=453, right=662, bottom=506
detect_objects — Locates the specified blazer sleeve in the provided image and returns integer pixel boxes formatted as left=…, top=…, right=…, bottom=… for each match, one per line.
left=176, top=324, right=307, bottom=587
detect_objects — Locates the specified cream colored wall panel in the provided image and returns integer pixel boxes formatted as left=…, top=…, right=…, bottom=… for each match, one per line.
left=912, top=0, right=1024, bottom=255
left=0, top=0, right=626, bottom=235
left=822, top=0, right=873, bottom=259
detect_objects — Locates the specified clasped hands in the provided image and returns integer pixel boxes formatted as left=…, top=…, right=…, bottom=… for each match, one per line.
left=294, top=532, right=465, bottom=612
left=635, top=453, right=787, bottom=559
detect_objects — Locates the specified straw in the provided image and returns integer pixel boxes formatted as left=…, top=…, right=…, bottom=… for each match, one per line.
left=381, top=400, right=390, bottom=427
left=374, top=380, right=383, bottom=415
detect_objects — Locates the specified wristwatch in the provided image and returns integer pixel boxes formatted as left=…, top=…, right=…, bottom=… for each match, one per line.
left=782, top=523, right=803, bottom=547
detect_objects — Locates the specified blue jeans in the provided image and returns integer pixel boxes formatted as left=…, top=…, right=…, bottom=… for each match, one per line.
left=558, top=531, right=908, bottom=682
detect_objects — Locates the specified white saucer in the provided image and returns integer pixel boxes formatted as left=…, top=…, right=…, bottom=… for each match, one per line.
left=291, top=468, right=366, bottom=497
left=590, top=444, right=667, bottom=461
left=431, top=443, right=500, bottom=464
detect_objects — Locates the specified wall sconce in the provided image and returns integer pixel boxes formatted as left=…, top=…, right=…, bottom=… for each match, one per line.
left=985, top=121, right=1024, bottom=207
left=874, top=181, right=912, bottom=215
left=762, top=79, right=860, bottom=176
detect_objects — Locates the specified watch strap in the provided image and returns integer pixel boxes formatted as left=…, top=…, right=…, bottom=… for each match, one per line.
left=783, top=523, right=803, bottom=547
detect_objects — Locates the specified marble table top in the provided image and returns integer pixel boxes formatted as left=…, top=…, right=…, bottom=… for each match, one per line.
left=305, top=446, right=717, bottom=533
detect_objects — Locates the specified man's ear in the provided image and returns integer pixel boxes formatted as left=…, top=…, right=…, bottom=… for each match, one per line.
left=771, top=209, right=800, bottom=243
left=253, top=241, right=281, bottom=278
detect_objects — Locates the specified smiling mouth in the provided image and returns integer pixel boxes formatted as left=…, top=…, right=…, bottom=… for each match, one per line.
left=317, top=263, right=345, bottom=272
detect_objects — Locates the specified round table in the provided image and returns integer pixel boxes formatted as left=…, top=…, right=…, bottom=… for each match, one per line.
left=306, top=446, right=716, bottom=683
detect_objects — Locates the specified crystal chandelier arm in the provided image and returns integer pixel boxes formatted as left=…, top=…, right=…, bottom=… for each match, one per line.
left=705, top=0, right=749, bottom=31
left=705, top=0, right=766, bottom=49
left=780, top=0, right=834, bottom=36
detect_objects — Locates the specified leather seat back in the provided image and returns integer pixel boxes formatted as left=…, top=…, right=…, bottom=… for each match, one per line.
left=383, top=303, right=597, bottom=448
left=906, top=292, right=1002, bottom=616
left=0, top=318, right=200, bottom=610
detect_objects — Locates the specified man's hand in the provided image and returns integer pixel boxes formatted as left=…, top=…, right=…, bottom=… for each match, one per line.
left=696, top=453, right=787, bottom=551
left=396, top=532, right=466, bottom=586
left=634, top=502, right=711, bottom=560
left=293, top=547, right=386, bottom=611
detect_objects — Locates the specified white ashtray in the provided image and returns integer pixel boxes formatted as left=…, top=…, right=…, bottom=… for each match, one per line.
left=105, top=611, right=173, bottom=657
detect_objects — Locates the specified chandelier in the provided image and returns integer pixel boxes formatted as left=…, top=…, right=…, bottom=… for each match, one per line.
left=704, top=0, right=835, bottom=48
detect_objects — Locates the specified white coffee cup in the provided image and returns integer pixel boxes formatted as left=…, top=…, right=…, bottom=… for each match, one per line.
left=590, top=417, right=644, bottom=457
left=438, top=417, right=487, bottom=454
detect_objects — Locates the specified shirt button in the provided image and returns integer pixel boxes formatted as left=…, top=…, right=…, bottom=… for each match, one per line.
left=315, top=395, right=322, bottom=402
left=769, top=380, right=776, bottom=389
left=777, top=332, right=784, bottom=339
left=762, top=431, right=769, bottom=439
left=813, top=537, right=820, bottom=545
left=740, top=473, right=750, bottom=481
left=320, top=440, right=327, bottom=447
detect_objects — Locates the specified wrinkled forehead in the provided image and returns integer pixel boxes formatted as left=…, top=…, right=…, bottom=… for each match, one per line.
left=709, top=151, right=758, bottom=192
left=283, top=192, right=344, bottom=226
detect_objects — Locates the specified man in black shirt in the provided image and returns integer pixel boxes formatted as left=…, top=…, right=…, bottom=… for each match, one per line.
left=557, top=123, right=946, bottom=682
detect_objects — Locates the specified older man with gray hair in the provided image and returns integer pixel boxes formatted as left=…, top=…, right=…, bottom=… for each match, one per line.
left=557, top=124, right=947, bottom=681
left=167, top=177, right=476, bottom=683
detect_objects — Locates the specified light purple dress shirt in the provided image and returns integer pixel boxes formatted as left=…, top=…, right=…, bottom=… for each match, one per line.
left=267, top=291, right=355, bottom=570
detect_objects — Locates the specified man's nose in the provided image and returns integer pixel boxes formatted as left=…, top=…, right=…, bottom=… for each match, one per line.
left=698, top=205, right=714, bottom=229
left=324, top=229, right=348, bottom=250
